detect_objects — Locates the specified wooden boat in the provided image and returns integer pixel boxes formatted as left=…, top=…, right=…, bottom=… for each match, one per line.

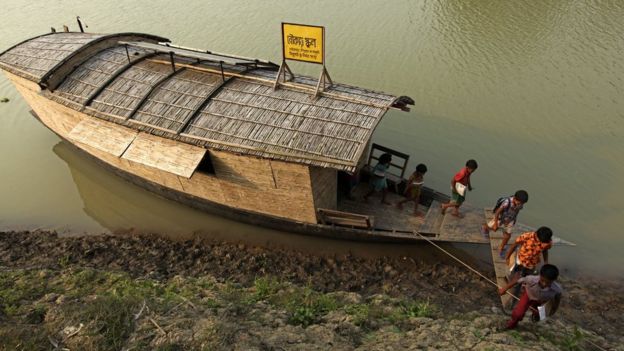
left=0, top=30, right=574, bottom=249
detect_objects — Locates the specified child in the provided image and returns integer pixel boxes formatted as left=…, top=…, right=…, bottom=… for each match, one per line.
left=397, top=163, right=428, bottom=216
left=481, top=190, right=529, bottom=258
left=505, top=226, right=553, bottom=279
left=364, top=153, right=392, bottom=205
left=499, top=264, right=562, bottom=329
left=441, top=159, right=478, bottom=217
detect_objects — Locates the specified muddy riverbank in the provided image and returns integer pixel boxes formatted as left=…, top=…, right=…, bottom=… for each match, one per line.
left=1, top=231, right=622, bottom=350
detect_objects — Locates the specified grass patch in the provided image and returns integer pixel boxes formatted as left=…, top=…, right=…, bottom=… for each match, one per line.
left=0, top=325, right=50, bottom=351
left=251, top=276, right=282, bottom=301
left=388, top=299, right=435, bottom=323
left=509, top=330, right=526, bottom=345
left=57, top=295, right=139, bottom=351
left=0, top=270, right=54, bottom=316
left=400, top=299, right=435, bottom=318
left=285, top=287, right=338, bottom=327
left=345, top=304, right=370, bottom=326
left=541, top=326, right=586, bottom=351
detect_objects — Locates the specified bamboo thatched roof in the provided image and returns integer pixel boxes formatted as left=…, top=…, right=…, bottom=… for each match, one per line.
left=0, top=32, right=413, bottom=172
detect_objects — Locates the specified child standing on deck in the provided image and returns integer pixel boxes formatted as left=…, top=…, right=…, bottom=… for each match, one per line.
left=397, top=163, right=428, bottom=216
left=441, top=159, right=478, bottom=217
left=364, top=153, right=392, bottom=205
left=482, top=190, right=529, bottom=258
left=499, top=264, right=562, bottom=329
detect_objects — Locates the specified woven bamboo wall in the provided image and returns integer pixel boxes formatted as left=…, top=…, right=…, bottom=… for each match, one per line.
left=7, top=72, right=317, bottom=223
left=6, top=72, right=83, bottom=136
left=310, top=167, right=337, bottom=211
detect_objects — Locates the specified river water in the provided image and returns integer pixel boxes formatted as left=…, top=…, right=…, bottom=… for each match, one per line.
left=1, top=1, right=622, bottom=278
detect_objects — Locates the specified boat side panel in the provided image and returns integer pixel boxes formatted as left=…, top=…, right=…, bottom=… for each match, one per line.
left=6, top=72, right=318, bottom=224
left=192, top=150, right=317, bottom=223
left=6, top=72, right=84, bottom=136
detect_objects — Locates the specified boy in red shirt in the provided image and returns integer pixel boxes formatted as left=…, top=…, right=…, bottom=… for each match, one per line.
left=441, top=159, right=478, bottom=217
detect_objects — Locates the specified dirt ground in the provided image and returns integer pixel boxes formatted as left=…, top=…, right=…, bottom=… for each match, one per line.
left=0, top=230, right=622, bottom=350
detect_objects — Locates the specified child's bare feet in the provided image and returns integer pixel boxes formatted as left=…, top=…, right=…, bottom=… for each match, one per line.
left=480, top=224, right=490, bottom=238
left=451, top=211, right=464, bottom=218
left=413, top=211, right=424, bottom=218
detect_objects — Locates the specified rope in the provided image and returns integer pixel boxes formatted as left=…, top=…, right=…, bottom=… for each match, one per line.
left=412, top=230, right=609, bottom=351
left=412, top=230, right=520, bottom=302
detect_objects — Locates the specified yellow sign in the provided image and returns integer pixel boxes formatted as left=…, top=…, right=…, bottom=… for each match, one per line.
left=282, top=23, right=324, bottom=64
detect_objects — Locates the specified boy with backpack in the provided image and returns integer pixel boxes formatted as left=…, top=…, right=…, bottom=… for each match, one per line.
left=498, top=264, right=562, bottom=329
left=481, top=190, right=529, bottom=257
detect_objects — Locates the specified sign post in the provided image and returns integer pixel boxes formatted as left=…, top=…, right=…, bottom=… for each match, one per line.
left=275, top=22, right=332, bottom=97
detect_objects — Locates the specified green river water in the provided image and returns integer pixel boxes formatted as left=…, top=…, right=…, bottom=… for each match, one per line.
left=0, top=1, right=622, bottom=278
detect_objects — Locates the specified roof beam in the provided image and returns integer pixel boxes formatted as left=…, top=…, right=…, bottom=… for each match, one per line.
left=120, top=41, right=279, bottom=69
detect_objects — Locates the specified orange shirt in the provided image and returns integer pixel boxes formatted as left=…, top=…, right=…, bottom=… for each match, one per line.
left=516, top=232, right=552, bottom=269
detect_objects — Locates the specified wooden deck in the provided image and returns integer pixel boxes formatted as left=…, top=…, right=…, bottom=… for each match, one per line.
left=336, top=184, right=577, bottom=246
left=338, top=183, right=425, bottom=234
left=337, top=184, right=491, bottom=243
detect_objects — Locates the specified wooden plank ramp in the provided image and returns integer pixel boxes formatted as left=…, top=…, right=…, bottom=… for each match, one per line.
left=488, top=230, right=514, bottom=312
left=418, top=200, right=443, bottom=234
left=438, top=205, right=489, bottom=244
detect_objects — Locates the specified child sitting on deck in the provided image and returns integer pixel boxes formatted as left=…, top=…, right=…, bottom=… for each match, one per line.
left=364, top=153, right=392, bottom=205
left=396, top=163, right=428, bottom=216
left=499, top=264, right=562, bottom=329
left=441, top=159, right=478, bottom=217
left=482, top=190, right=529, bottom=258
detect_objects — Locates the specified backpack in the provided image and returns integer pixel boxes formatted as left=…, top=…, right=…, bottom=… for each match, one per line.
left=492, top=196, right=512, bottom=213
